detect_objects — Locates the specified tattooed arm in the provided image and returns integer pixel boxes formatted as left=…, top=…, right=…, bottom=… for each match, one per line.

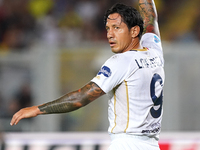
left=10, top=82, right=105, bottom=125
left=138, top=0, right=160, bottom=37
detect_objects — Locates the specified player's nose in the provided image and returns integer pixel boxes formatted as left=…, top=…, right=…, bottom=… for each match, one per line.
left=107, top=29, right=114, bottom=39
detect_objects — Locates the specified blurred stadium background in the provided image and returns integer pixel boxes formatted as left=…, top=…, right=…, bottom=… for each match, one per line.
left=0, top=0, right=200, bottom=149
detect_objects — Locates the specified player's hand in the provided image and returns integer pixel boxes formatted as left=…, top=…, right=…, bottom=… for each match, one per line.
left=10, top=106, right=42, bottom=126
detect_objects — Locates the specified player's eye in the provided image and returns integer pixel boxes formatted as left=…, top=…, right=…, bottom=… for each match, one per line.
left=115, top=26, right=119, bottom=29
left=106, top=27, right=109, bottom=31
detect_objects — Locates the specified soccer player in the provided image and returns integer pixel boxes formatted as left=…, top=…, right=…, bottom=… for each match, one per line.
left=10, top=0, right=164, bottom=149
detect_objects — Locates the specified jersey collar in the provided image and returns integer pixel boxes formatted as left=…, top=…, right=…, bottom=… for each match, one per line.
left=130, top=47, right=148, bottom=52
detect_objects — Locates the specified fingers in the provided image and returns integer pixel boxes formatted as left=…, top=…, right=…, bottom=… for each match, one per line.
left=10, top=110, right=24, bottom=126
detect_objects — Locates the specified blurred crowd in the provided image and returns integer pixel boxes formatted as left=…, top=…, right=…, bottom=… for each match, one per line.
left=0, top=0, right=130, bottom=52
left=0, top=0, right=200, bottom=52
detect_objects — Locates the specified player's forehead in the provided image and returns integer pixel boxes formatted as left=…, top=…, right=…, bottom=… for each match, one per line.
left=106, top=13, right=123, bottom=26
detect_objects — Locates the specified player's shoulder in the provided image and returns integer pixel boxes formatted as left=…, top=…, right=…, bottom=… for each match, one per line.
left=110, top=51, right=137, bottom=61
left=105, top=52, right=136, bottom=67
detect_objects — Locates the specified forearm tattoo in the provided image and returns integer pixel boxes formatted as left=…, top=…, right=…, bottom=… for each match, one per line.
left=38, top=82, right=105, bottom=114
left=138, top=0, right=157, bottom=33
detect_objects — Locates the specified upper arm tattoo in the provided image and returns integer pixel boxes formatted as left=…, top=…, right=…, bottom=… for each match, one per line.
left=38, top=82, right=105, bottom=114
left=138, top=0, right=159, bottom=35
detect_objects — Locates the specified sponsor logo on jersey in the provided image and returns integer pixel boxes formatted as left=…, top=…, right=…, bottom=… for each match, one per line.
left=142, top=123, right=161, bottom=133
left=98, top=66, right=111, bottom=77
left=141, top=127, right=160, bottom=133
left=154, top=35, right=160, bottom=43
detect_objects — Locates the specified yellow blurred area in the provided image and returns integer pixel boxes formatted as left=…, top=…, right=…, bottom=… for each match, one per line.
left=161, top=0, right=200, bottom=40
left=59, top=12, right=83, bottom=28
left=28, top=0, right=54, bottom=18
left=154, top=0, right=163, bottom=12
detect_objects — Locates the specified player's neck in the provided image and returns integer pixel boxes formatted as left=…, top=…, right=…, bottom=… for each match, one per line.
left=122, top=37, right=142, bottom=53
left=129, top=37, right=142, bottom=51
left=132, top=39, right=142, bottom=50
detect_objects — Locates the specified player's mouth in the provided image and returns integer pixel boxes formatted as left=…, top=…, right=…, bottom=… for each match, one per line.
left=109, top=41, right=116, bottom=47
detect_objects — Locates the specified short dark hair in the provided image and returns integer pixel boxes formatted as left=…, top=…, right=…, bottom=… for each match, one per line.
left=104, top=3, right=144, bottom=39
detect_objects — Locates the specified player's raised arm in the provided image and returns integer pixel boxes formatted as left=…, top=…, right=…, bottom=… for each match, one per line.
left=138, top=0, right=160, bottom=37
left=10, top=82, right=105, bottom=126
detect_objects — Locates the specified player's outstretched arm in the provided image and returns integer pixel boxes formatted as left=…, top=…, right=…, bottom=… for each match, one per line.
left=138, top=0, right=160, bottom=37
left=10, top=82, right=105, bottom=126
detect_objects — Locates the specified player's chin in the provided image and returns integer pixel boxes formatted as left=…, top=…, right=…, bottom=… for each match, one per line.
left=111, top=47, right=120, bottom=53
left=111, top=48, right=122, bottom=54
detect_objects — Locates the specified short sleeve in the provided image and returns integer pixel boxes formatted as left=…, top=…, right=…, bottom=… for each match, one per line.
left=141, top=33, right=163, bottom=57
left=91, top=54, right=137, bottom=93
left=141, top=33, right=164, bottom=64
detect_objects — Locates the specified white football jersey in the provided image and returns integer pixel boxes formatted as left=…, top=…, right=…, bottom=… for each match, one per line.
left=91, top=33, right=165, bottom=140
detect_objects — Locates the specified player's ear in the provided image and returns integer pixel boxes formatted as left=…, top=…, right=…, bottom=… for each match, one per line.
left=131, top=26, right=140, bottom=38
